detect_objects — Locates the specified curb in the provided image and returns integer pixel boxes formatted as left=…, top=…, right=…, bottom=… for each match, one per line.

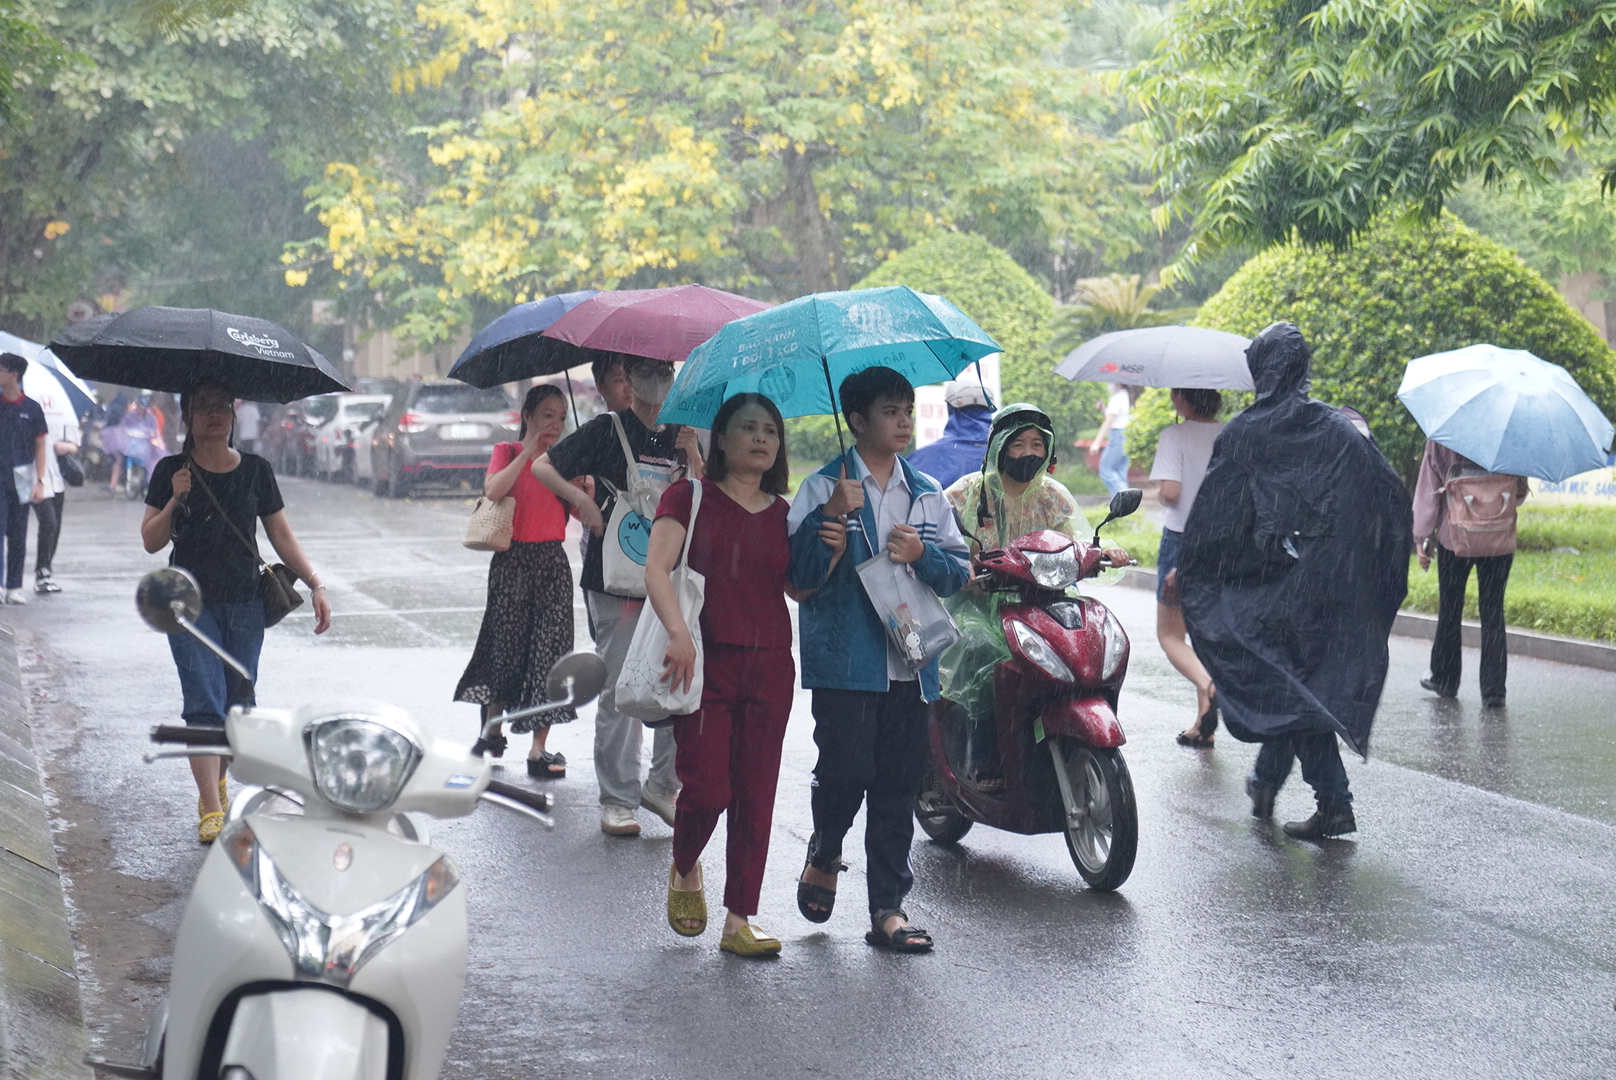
left=0, top=624, right=91, bottom=1079
left=1115, top=566, right=1616, bottom=673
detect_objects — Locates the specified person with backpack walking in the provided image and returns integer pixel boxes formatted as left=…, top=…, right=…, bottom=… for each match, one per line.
left=532, top=356, right=703, bottom=837
left=1412, top=439, right=1530, bottom=709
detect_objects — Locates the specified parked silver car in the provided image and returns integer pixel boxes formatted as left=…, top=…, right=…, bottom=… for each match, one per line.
left=312, top=394, right=391, bottom=481
left=369, top=380, right=518, bottom=497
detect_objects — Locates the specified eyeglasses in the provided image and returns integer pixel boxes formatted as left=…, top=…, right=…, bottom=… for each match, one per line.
left=191, top=400, right=235, bottom=416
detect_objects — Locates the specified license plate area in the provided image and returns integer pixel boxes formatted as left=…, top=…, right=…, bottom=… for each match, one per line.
left=440, top=423, right=490, bottom=440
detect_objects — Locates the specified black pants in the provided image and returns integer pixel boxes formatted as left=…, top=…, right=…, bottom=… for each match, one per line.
left=0, top=486, right=27, bottom=590
left=808, top=683, right=929, bottom=918
left=1253, top=732, right=1352, bottom=814
left=1431, top=543, right=1513, bottom=701
left=33, top=491, right=63, bottom=575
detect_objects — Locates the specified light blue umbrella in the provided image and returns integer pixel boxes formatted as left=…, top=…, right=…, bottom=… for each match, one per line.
left=1397, top=344, right=1614, bottom=482
left=657, top=287, right=1000, bottom=447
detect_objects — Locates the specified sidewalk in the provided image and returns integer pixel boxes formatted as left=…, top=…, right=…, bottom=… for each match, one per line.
left=0, top=623, right=91, bottom=1079
left=1116, top=566, right=1616, bottom=671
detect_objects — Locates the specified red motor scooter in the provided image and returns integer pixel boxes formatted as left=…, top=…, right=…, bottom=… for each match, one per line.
left=914, top=489, right=1143, bottom=890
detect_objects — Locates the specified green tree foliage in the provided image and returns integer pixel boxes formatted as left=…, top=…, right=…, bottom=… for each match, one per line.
left=1128, top=0, right=1616, bottom=271
left=1047, top=273, right=1198, bottom=353
left=297, top=0, right=1126, bottom=345
left=1173, top=213, right=1616, bottom=481
left=0, top=0, right=417, bottom=338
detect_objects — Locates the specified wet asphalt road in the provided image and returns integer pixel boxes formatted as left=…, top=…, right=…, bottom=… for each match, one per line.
left=13, top=478, right=1616, bottom=1079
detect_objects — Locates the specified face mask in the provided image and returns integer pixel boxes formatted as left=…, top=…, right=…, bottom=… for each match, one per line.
left=628, top=366, right=674, bottom=406
left=1000, top=452, right=1045, bottom=483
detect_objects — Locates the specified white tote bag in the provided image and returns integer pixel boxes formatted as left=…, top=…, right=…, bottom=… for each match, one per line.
left=614, top=479, right=706, bottom=725
left=599, top=412, right=678, bottom=598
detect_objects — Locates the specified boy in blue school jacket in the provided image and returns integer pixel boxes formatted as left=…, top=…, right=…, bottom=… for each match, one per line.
left=787, top=366, right=970, bottom=953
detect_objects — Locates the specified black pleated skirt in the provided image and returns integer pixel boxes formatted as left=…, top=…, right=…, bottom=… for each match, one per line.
left=454, top=540, right=577, bottom=731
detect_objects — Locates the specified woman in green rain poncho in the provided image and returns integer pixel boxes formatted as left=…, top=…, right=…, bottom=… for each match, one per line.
left=938, top=404, right=1130, bottom=790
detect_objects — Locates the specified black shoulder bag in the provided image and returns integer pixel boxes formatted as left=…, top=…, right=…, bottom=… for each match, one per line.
left=187, top=459, right=305, bottom=627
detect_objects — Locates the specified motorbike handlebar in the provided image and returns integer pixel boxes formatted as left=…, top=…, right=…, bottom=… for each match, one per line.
left=150, top=725, right=230, bottom=747
left=480, top=780, right=555, bottom=828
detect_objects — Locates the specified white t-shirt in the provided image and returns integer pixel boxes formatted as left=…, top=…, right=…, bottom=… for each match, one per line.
left=1105, top=389, right=1131, bottom=430
left=1150, top=419, right=1225, bottom=532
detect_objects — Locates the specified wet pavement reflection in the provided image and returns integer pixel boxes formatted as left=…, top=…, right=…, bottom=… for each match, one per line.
left=16, top=479, right=1616, bottom=1079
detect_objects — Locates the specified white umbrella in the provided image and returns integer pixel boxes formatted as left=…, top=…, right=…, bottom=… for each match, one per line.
left=1055, top=326, right=1255, bottom=390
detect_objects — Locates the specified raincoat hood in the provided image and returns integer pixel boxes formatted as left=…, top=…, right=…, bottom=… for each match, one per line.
left=968, top=403, right=1056, bottom=532
left=905, top=404, right=992, bottom=490
left=1176, top=326, right=1412, bottom=758
left=1248, top=321, right=1311, bottom=400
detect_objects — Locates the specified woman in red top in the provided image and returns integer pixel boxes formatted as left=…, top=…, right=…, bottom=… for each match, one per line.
left=455, top=385, right=577, bottom=777
left=645, top=393, right=844, bottom=956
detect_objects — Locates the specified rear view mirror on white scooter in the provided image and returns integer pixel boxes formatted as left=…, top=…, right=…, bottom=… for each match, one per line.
left=473, top=650, right=608, bottom=758
left=135, top=567, right=253, bottom=681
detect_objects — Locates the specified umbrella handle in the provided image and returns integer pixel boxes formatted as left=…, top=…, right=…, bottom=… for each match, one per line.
left=563, top=369, right=582, bottom=432
left=821, top=357, right=846, bottom=459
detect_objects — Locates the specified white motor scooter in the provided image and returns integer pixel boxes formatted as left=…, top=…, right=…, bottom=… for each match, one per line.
left=88, top=568, right=606, bottom=1080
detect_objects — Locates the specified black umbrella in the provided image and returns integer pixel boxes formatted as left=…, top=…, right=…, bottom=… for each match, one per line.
left=52, top=306, right=351, bottom=404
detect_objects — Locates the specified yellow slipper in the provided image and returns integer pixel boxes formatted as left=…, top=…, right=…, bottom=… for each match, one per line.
left=667, top=863, right=706, bottom=937
left=197, top=810, right=225, bottom=844
left=719, top=923, right=782, bottom=957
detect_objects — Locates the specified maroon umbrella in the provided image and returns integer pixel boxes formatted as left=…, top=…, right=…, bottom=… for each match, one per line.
left=540, top=285, right=772, bottom=365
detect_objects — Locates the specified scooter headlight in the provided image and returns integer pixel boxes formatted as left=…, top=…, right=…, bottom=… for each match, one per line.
left=305, top=717, right=421, bottom=813
left=1009, top=619, right=1075, bottom=683
left=1026, top=547, right=1081, bottom=590
left=1100, top=608, right=1128, bottom=680
left=222, top=820, right=461, bottom=988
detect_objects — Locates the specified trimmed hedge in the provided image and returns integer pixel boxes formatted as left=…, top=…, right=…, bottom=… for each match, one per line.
left=1166, top=212, right=1616, bottom=481
left=789, top=231, right=1090, bottom=466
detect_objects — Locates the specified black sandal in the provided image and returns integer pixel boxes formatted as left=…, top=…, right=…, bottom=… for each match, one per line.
left=797, top=834, right=845, bottom=924
left=865, top=909, right=934, bottom=953
left=1175, top=696, right=1220, bottom=748
left=527, top=751, right=566, bottom=779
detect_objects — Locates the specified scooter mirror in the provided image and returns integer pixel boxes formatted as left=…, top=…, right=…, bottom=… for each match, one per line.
left=546, top=650, right=609, bottom=708
left=136, top=567, right=203, bottom=634
left=1108, top=488, right=1143, bottom=519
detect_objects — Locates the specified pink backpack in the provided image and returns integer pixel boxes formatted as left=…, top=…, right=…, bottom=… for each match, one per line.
left=1438, top=472, right=1520, bottom=557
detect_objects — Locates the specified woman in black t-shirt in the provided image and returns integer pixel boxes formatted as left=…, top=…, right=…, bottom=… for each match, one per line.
left=141, top=383, right=332, bottom=844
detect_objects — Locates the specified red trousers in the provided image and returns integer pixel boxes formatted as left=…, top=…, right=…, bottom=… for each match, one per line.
left=671, top=643, right=794, bottom=916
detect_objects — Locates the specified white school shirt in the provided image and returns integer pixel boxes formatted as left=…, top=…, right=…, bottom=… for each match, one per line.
left=788, top=449, right=917, bottom=683
left=1105, top=389, right=1131, bottom=430
left=1149, top=419, right=1225, bottom=532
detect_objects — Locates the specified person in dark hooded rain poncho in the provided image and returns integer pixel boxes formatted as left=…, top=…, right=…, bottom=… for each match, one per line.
left=1175, top=323, right=1411, bottom=841
left=906, top=381, right=994, bottom=490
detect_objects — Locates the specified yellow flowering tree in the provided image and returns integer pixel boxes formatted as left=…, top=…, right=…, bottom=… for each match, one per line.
left=297, top=0, right=1112, bottom=342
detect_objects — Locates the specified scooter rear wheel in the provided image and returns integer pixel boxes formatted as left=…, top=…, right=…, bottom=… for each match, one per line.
left=1051, top=741, right=1137, bottom=891
left=914, top=765, right=973, bottom=844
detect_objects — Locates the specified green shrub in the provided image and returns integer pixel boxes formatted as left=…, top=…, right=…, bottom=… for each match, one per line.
left=1176, top=212, right=1616, bottom=481
left=785, top=231, right=1089, bottom=468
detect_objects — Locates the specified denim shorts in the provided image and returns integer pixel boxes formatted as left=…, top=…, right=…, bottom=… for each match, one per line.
left=1156, top=528, right=1181, bottom=606
left=168, top=601, right=265, bottom=726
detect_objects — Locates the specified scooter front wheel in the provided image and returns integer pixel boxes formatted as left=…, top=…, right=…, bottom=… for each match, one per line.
left=1050, top=741, right=1137, bottom=890
left=914, top=765, right=973, bottom=844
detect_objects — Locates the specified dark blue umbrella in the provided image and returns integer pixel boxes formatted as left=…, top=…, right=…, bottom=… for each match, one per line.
left=448, top=291, right=601, bottom=388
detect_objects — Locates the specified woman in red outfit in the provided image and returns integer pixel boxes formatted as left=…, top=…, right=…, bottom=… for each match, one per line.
left=455, top=385, right=577, bottom=778
left=644, top=393, right=845, bottom=956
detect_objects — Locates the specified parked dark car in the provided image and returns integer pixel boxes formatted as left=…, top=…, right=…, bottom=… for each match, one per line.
left=370, top=380, right=518, bottom=497
left=260, top=396, right=339, bottom=477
